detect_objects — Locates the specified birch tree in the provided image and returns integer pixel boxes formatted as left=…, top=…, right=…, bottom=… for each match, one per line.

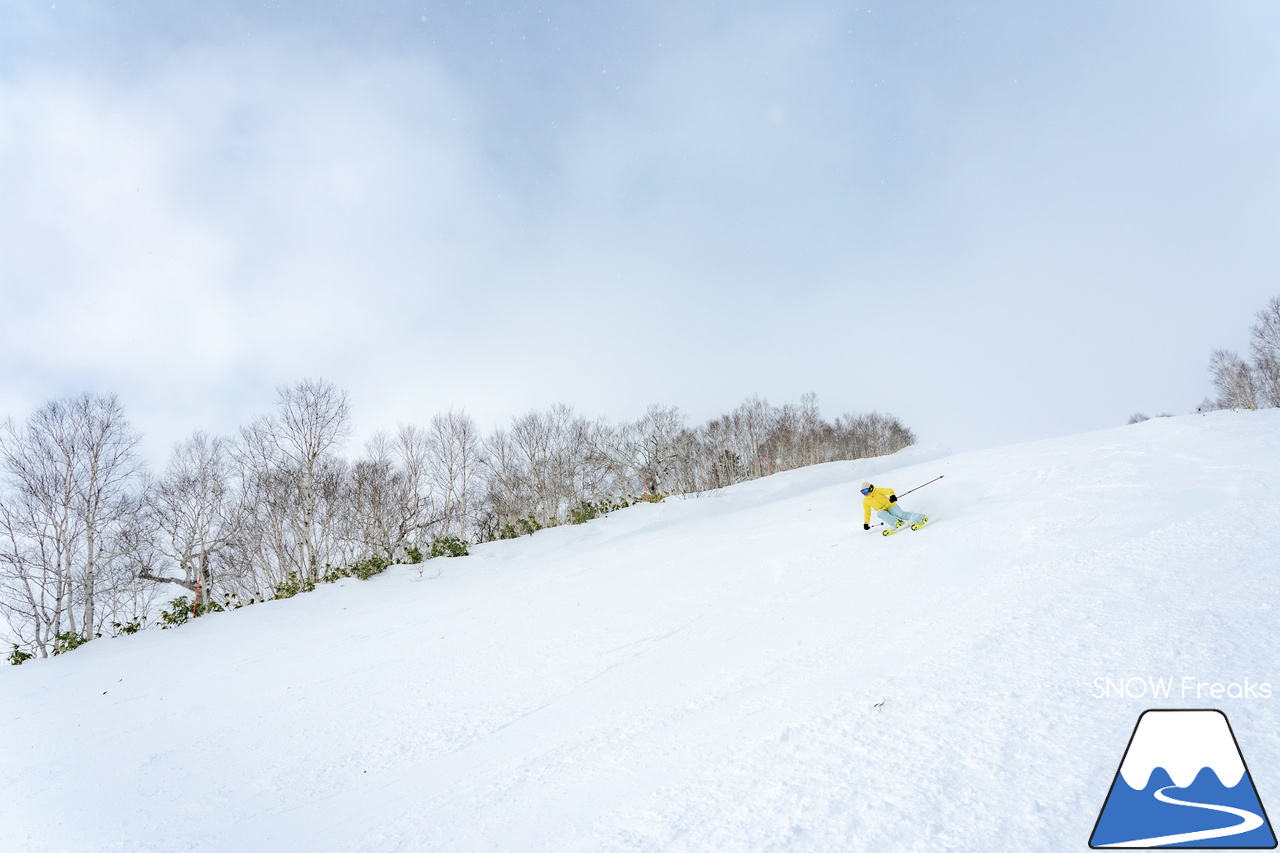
left=427, top=412, right=479, bottom=539
left=835, top=410, right=918, bottom=458
left=0, top=394, right=144, bottom=653
left=1249, top=296, right=1280, bottom=407
left=1209, top=349, right=1260, bottom=410
left=0, top=433, right=82, bottom=654
left=348, top=427, right=444, bottom=562
left=139, top=432, right=243, bottom=609
left=608, top=405, right=690, bottom=495
left=236, top=379, right=353, bottom=585
left=68, top=394, right=145, bottom=633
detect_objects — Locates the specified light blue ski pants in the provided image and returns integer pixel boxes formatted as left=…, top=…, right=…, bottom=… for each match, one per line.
left=877, top=504, right=925, bottom=528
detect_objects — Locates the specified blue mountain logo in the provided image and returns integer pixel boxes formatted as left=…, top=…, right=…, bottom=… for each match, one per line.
left=1091, top=709, right=1276, bottom=848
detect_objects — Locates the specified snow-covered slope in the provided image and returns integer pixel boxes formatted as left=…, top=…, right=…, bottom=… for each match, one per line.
left=3, top=410, right=1278, bottom=852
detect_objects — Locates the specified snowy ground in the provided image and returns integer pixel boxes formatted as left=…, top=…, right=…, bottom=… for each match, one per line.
left=2, top=409, right=1278, bottom=852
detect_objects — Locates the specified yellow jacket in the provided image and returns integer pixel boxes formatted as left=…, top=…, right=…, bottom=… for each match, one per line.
left=862, top=486, right=897, bottom=524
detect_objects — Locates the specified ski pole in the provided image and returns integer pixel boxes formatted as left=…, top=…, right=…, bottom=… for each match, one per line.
left=898, top=475, right=943, bottom=498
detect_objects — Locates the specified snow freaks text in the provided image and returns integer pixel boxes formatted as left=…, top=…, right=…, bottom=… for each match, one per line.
left=1092, top=677, right=1273, bottom=700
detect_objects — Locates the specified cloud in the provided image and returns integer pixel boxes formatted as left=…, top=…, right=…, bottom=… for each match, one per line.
left=3, top=2, right=1280, bottom=462
left=0, top=39, right=520, bottom=453
left=0, top=71, right=235, bottom=372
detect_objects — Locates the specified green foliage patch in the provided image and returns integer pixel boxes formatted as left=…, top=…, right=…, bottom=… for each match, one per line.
left=52, top=631, right=92, bottom=655
left=160, top=596, right=193, bottom=627
left=429, top=536, right=469, bottom=558
left=111, top=618, right=143, bottom=636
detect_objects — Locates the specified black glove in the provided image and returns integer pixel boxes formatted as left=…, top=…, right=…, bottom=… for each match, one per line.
left=888, top=494, right=897, bottom=503
left=863, top=523, right=870, bottom=530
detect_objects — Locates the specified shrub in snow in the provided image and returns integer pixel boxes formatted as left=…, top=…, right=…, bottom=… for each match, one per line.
left=569, top=499, right=617, bottom=525
left=274, top=574, right=316, bottom=600
left=567, top=494, right=669, bottom=524
left=503, top=515, right=544, bottom=538
left=52, top=632, right=92, bottom=655
left=348, top=554, right=393, bottom=580
left=160, top=596, right=193, bottom=627
left=430, top=537, right=469, bottom=558
left=315, top=554, right=395, bottom=586
left=111, top=619, right=142, bottom=636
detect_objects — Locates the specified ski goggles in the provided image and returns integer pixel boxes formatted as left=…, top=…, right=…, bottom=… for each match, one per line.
left=860, top=486, right=873, bottom=495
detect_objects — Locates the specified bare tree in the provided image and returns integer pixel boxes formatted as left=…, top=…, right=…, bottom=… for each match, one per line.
left=139, top=432, right=243, bottom=609
left=348, top=428, right=439, bottom=561
left=96, top=501, right=163, bottom=630
left=694, top=414, right=747, bottom=491
left=1209, top=349, right=1260, bottom=410
left=791, top=391, right=829, bottom=468
left=0, top=467, right=81, bottom=655
left=68, top=394, right=145, bottom=633
left=477, top=426, right=524, bottom=539
left=235, top=379, right=354, bottom=585
left=1250, top=296, right=1280, bottom=407
left=0, top=394, right=145, bottom=654
left=608, top=405, right=688, bottom=496
left=0, top=417, right=77, bottom=653
left=234, top=428, right=299, bottom=591
left=834, top=410, right=917, bottom=459
left=765, top=403, right=801, bottom=474
left=730, top=396, right=776, bottom=480
left=427, top=412, right=480, bottom=539
left=479, top=404, right=612, bottom=534
left=509, top=409, right=557, bottom=524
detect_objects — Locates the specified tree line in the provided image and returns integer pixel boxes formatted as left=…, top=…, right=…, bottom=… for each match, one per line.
left=1205, top=295, right=1280, bottom=411
left=0, top=385, right=916, bottom=659
left=1129, top=295, right=1280, bottom=424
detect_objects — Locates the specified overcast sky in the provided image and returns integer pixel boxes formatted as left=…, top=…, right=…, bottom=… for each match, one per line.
left=3, top=0, right=1278, bottom=464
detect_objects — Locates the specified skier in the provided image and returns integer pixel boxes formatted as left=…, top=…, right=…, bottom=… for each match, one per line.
left=861, top=481, right=928, bottom=535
